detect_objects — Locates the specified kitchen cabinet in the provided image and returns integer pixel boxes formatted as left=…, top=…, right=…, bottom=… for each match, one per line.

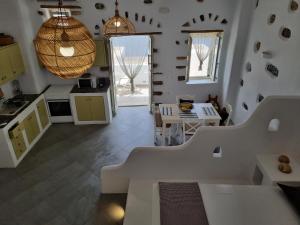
left=70, top=87, right=112, bottom=125
left=23, top=111, right=40, bottom=144
left=94, top=39, right=108, bottom=67
left=7, top=44, right=25, bottom=78
left=75, top=96, right=106, bottom=121
left=0, top=48, right=12, bottom=85
left=0, top=43, right=25, bottom=85
left=9, top=124, right=26, bottom=159
left=0, top=95, right=51, bottom=168
left=37, top=99, right=49, bottom=129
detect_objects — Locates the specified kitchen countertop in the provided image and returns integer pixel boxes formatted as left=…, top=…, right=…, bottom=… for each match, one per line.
left=0, top=94, right=40, bottom=129
left=70, top=84, right=110, bottom=94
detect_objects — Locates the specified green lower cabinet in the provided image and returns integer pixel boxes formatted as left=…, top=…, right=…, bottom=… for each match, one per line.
left=75, top=96, right=106, bottom=121
left=9, top=125, right=26, bottom=160
left=11, top=134, right=26, bottom=159
left=37, top=99, right=49, bottom=129
left=75, top=96, right=93, bottom=121
left=90, top=96, right=106, bottom=121
left=23, top=111, right=40, bottom=144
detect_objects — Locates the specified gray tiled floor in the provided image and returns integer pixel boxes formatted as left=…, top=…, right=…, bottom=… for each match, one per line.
left=0, top=107, right=154, bottom=225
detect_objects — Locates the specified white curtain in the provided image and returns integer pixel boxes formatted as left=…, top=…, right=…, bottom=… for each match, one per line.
left=192, top=34, right=214, bottom=71
left=112, top=36, right=149, bottom=93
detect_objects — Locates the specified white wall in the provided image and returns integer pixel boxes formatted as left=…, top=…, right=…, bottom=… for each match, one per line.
left=101, top=96, right=300, bottom=193
left=0, top=0, right=48, bottom=97
left=229, top=0, right=300, bottom=124
left=222, top=0, right=255, bottom=105
left=12, top=0, right=240, bottom=104
left=0, top=1, right=25, bottom=98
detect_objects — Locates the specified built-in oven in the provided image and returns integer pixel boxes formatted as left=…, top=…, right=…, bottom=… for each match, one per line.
left=44, top=85, right=74, bottom=123
left=47, top=99, right=73, bottom=123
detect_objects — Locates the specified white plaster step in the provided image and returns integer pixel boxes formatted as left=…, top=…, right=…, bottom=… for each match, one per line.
left=124, top=179, right=154, bottom=225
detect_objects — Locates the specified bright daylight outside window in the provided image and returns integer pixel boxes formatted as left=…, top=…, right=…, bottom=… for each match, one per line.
left=42, top=8, right=72, bottom=21
left=187, top=31, right=223, bottom=83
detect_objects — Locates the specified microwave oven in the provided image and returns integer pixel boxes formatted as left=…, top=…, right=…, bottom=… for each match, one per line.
left=78, top=75, right=97, bottom=88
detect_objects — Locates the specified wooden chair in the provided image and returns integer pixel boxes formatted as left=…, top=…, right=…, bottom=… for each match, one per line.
left=182, top=118, right=204, bottom=143
left=154, top=110, right=172, bottom=145
left=175, top=95, right=196, bottom=138
left=224, top=103, right=233, bottom=126
left=219, top=103, right=233, bottom=126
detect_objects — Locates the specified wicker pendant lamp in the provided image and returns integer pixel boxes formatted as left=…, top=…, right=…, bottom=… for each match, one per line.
left=102, top=0, right=136, bottom=36
left=34, top=0, right=96, bottom=79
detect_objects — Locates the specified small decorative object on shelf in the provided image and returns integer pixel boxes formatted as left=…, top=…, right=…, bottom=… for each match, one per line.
left=182, top=22, right=191, bottom=27
left=246, top=62, right=252, bottom=72
left=268, top=14, right=276, bottom=24
left=176, top=66, right=187, bottom=69
left=278, top=154, right=292, bottom=174
left=278, top=155, right=290, bottom=164
left=95, top=3, right=105, bottom=10
left=262, top=51, right=273, bottom=59
left=200, top=15, right=205, bottom=21
left=266, top=63, right=279, bottom=78
left=254, top=41, right=261, bottom=53
left=290, top=0, right=299, bottom=12
left=144, top=0, right=153, bottom=4
left=221, top=19, right=228, bottom=24
left=178, top=76, right=186, bottom=81
left=280, top=27, right=292, bottom=40
left=257, top=94, right=264, bottom=103
left=153, top=81, right=163, bottom=85
left=278, top=163, right=292, bottom=174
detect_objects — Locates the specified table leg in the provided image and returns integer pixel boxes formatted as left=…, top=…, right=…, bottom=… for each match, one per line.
left=162, top=122, right=167, bottom=146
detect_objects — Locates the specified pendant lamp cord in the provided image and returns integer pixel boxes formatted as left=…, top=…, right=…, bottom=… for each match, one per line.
left=115, top=0, right=120, bottom=16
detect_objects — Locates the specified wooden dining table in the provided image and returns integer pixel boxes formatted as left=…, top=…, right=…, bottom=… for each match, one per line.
left=159, top=103, right=221, bottom=146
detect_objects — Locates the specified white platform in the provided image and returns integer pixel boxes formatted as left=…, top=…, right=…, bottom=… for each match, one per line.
left=200, top=184, right=300, bottom=225
left=257, top=154, right=300, bottom=184
left=124, top=180, right=300, bottom=225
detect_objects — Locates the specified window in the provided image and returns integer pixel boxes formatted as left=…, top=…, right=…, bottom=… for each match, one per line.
left=41, top=8, right=72, bottom=21
left=187, top=31, right=223, bottom=83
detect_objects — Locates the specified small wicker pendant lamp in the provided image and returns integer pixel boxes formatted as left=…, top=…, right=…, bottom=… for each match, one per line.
left=34, top=0, right=96, bottom=79
left=102, top=0, right=136, bottom=36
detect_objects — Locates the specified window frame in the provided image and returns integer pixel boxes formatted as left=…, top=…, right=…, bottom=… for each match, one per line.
left=41, top=8, right=72, bottom=21
left=186, top=30, right=224, bottom=83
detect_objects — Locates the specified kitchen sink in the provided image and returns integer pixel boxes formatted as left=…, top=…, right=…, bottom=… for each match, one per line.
left=0, top=100, right=30, bottom=116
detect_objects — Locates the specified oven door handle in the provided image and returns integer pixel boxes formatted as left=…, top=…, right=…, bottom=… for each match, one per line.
left=47, top=99, right=70, bottom=103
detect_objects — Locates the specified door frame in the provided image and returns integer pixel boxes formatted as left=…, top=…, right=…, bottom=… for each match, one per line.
left=108, top=35, right=153, bottom=111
